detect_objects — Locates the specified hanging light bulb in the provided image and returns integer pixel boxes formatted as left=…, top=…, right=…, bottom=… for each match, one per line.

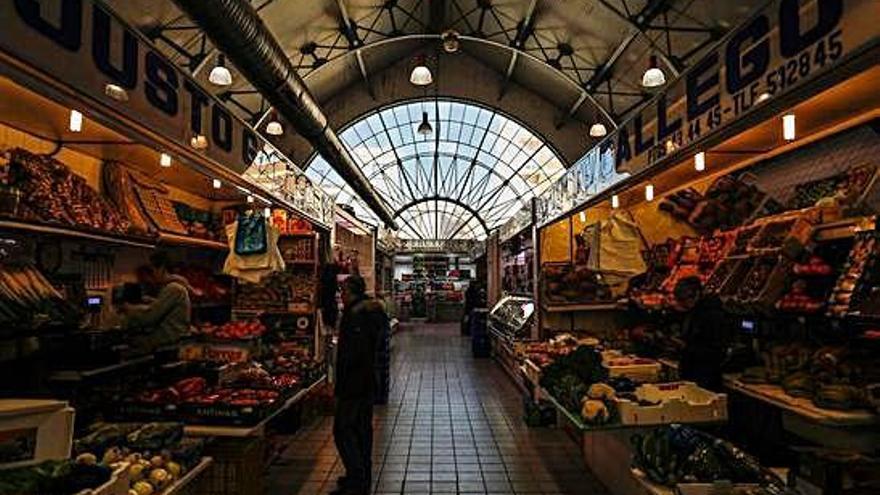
left=208, top=54, right=233, bottom=86
left=645, top=184, right=655, bottom=201
left=694, top=151, right=706, bottom=172
left=442, top=30, right=460, bottom=53
left=641, top=55, right=666, bottom=88
left=783, top=114, right=796, bottom=141
left=160, top=153, right=172, bottom=168
left=212, top=178, right=222, bottom=189
left=611, top=194, right=620, bottom=209
left=266, top=114, right=283, bottom=136
left=69, top=110, right=83, bottom=132
left=589, top=123, right=607, bottom=138
left=417, top=111, right=433, bottom=135
left=410, top=58, right=433, bottom=86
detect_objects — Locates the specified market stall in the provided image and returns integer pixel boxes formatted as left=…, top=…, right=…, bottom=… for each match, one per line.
left=507, top=1, right=880, bottom=494
left=0, top=2, right=334, bottom=494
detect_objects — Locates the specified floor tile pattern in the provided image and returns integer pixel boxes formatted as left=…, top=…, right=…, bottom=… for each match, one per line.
left=268, top=323, right=608, bottom=494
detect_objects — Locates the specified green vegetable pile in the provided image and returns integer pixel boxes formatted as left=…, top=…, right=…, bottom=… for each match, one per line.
left=631, top=425, right=785, bottom=490
left=539, top=345, right=607, bottom=413
left=0, top=459, right=111, bottom=495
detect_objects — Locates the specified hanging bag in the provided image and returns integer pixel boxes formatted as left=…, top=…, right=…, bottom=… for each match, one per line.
left=234, top=211, right=268, bottom=255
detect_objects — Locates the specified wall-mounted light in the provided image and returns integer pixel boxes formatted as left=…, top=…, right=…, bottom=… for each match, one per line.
left=579, top=211, right=586, bottom=223
left=757, top=92, right=772, bottom=103
left=190, top=135, right=208, bottom=150
left=783, top=114, right=796, bottom=141
left=246, top=195, right=255, bottom=204
left=645, top=184, right=655, bottom=202
left=589, top=123, right=607, bottom=138
left=160, top=153, right=172, bottom=168
left=69, top=110, right=83, bottom=132
left=208, top=54, right=233, bottom=87
left=641, top=55, right=666, bottom=88
left=104, top=83, right=129, bottom=102
left=694, top=151, right=706, bottom=172
left=264, top=207, right=271, bottom=218
left=611, top=195, right=620, bottom=209
left=212, top=179, right=222, bottom=189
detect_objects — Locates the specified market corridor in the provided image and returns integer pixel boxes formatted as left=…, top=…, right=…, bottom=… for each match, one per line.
left=268, top=323, right=608, bottom=495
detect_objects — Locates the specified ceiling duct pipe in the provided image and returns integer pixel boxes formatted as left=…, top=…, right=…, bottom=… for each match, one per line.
left=171, top=0, right=397, bottom=228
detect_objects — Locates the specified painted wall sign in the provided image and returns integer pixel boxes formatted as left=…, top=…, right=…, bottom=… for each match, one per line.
left=0, top=0, right=261, bottom=173
left=615, top=0, right=877, bottom=174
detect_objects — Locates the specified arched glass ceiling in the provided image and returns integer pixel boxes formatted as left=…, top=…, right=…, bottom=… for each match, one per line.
left=305, top=99, right=566, bottom=240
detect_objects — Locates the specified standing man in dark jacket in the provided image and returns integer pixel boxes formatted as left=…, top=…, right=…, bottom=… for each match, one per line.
left=332, top=275, right=387, bottom=495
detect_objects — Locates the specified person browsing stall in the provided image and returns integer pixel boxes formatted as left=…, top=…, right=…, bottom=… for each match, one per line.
left=332, top=275, right=387, bottom=495
left=120, top=252, right=191, bottom=354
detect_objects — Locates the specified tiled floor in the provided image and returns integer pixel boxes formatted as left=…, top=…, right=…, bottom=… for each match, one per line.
left=268, top=323, right=608, bottom=494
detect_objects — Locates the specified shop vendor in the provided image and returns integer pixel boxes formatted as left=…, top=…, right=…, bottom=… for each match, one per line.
left=672, top=276, right=729, bottom=391
left=119, top=252, right=192, bottom=354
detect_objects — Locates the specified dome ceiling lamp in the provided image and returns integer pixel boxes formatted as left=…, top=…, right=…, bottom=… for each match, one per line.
left=410, top=55, right=433, bottom=86
left=265, top=110, right=284, bottom=136
left=589, top=123, right=608, bottom=138
left=208, top=54, right=233, bottom=87
left=641, top=55, right=666, bottom=88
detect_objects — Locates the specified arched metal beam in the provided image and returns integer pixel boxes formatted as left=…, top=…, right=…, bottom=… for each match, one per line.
left=393, top=195, right=490, bottom=236
left=299, top=33, right=617, bottom=127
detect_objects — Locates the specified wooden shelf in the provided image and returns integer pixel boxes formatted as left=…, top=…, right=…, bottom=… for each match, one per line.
left=49, top=355, right=154, bottom=382
left=162, top=457, right=212, bottom=495
left=813, top=216, right=875, bottom=241
left=0, top=219, right=155, bottom=249
left=158, top=232, right=227, bottom=251
left=542, top=302, right=623, bottom=313
left=724, top=375, right=877, bottom=426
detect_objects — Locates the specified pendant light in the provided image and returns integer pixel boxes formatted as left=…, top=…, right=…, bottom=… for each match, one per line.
left=266, top=112, right=283, bottom=136
left=641, top=55, right=666, bottom=88
left=417, top=111, right=433, bottom=135
left=208, top=54, right=233, bottom=87
left=589, top=123, right=607, bottom=138
left=410, top=55, right=433, bottom=86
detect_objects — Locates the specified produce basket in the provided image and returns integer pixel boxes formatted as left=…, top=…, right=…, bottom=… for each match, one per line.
left=716, top=258, right=756, bottom=303
left=748, top=215, right=814, bottom=258
left=731, top=256, right=794, bottom=315
left=178, top=400, right=278, bottom=426
left=614, top=382, right=728, bottom=426
left=602, top=356, right=661, bottom=383
left=703, top=258, right=741, bottom=296
left=728, top=225, right=762, bottom=256
left=76, top=461, right=130, bottom=495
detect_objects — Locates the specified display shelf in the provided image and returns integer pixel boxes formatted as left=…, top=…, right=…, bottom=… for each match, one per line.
left=541, top=302, right=624, bottom=313
left=183, top=374, right=326, bottom=437
left=0, top=219, right=155, bottom=249
left=813, top=216, right=875, bottom=241
left=49, top=355, right=154, bottom=382
left=161, top=457, right=213, bottom=495
left=158, top=232, right=227, bottom=251
left=724, top=375, right=877, bottom=426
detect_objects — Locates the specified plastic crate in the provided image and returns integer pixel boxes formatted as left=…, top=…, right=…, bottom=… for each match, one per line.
left=0, top=400, right=74, bottom=469
left=602, top=357, right=662, bottom=383
left=614, top=382, right=728, bottom=426
left=730, top=256, right=794, bottom=315
left=195, top=437, right=263, bottom=495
